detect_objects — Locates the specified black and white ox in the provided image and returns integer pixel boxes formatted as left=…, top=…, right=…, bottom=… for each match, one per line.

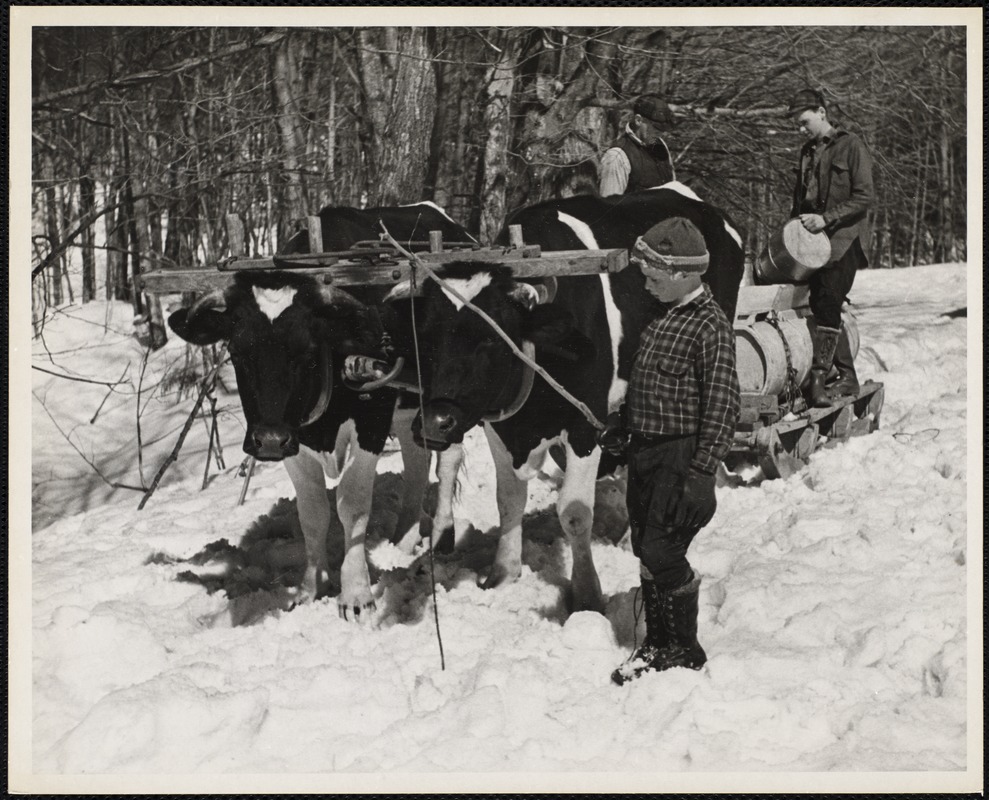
left=168, top=203, right=474, bottom=620
left=394, top=183, right=744, bottom=614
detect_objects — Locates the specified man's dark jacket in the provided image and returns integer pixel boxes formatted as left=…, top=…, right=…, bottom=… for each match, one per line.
left=616, top=134, right=675, bottom=191
left=791, top=129, right=875, bottom=261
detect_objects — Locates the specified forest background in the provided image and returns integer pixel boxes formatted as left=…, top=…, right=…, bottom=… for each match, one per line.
left=30, top=24, right=967, bottom=348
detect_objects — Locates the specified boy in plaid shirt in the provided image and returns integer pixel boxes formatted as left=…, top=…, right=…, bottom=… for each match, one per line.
left=599, top=217, right=739, bottom=685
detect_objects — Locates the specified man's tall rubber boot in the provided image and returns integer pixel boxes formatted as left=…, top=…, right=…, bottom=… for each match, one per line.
left=829, top=325, right=860, bottom=399
left=807, top=325, right=840, bottom=408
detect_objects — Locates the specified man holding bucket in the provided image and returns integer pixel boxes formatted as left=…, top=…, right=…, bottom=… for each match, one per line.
left=789, top=88, right=875, bottom=406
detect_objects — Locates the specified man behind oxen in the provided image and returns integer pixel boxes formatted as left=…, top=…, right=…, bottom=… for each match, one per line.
left=789, top=88, right=875, bottom=406
left=599, top=218, right=740, bottom=685
left=599, top=95, right=677, bottom=196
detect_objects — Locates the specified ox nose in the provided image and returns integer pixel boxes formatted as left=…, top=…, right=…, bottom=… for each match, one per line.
left=415, top=401, right=463, bottom=451
left=247, top=424, right=299, bottom=461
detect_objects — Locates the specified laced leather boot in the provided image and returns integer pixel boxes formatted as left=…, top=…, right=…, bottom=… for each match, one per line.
left=807, top=325, right=840, bottom=408
left=611, top=574, right=706, bottom=685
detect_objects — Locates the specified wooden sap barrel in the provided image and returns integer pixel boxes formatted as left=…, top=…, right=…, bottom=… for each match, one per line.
left=756, top=219, right=832, bottom=284
left=735, top=311, right=859, bottom=396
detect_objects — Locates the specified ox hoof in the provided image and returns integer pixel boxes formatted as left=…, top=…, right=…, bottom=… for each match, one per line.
left=432, top=526, right=456, bottom=555
left=479, top=563, right=521, bottom=591
left=337, top=598, right=377, bottom=623
left=566, top=585, right=606, bottom=616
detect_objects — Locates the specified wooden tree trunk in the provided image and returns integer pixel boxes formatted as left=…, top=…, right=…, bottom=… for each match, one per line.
left=513, top=29, right=621, bottom=206
left=355, top=28, right=437, bottom=206
left=937, top=122, right=953, bottom=263
left=908, top=141, right=930, bottom=267
left=134, top=197, right=168, bottom=349
left=272, top=35, right=308, bottom=243
left=478, top=36, right=523, bottom=245
left=122, top=131, right=144, bottom=316
left=107, top=179, right=130, bottom=301
left=79, top=174, right=97, bottom=302
left=42, top=153, right=63, bottom=306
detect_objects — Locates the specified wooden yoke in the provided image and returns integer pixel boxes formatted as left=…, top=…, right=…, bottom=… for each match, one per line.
left=136, top=216, right=630, bottom=295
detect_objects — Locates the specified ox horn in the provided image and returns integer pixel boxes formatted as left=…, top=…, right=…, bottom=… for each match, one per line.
left=317, top=283, right=366, bottom=309
left=383, top=280, right=425, bottom=302
left=508, top=278, right=557, bottom=309
left=187, top=288, right=228, bottom=320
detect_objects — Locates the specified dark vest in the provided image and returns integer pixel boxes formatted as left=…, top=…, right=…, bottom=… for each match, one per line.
left=617, top=134, right=674, bottom=191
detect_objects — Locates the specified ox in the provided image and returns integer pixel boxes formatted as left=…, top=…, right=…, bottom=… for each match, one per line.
left=398, top=184, right=743, bottom=613
left=169, top=203, right=474, bottom=620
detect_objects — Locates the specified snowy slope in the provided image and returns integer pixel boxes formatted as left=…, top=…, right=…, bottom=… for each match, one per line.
left=17, top=263, right=981, bottom=791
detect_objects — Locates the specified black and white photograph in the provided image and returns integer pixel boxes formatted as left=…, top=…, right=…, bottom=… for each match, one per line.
left=9, top=5, right=982, bottom=793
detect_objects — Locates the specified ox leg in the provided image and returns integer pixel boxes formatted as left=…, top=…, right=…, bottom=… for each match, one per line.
left=558, top=441, right=604, bottom=614
left=282, top=445, right=333, bottom=604
left=427, top=443, right=464, bottom=553
left=483, top=424, right=528, bottom=589
left=335, top=431, right=380, bottom=622
left=392, top=406, right=432, bottom=554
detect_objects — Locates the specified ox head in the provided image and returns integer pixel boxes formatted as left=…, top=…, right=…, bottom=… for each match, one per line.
left=387, top=262, right=587, bottom=451
left=168, top=273, right=379, bottom=461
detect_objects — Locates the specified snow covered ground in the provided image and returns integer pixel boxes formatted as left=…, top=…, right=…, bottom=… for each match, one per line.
left=12, top=262, right=983, bottom=792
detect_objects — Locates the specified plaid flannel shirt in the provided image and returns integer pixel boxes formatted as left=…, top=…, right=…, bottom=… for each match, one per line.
left=627, top=286, right=740, bottom=476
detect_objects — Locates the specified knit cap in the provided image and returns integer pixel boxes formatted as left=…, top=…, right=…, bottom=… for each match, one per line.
left=631, top=217, right=709, bottom=274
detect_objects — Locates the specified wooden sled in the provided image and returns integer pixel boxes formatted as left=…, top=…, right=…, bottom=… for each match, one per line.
left=731, top=381, right=885, bottom=480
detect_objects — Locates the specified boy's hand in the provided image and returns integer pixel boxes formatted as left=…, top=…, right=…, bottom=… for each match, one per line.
left=596, top=412, right=628, bottom=456
left=673, top=471, right=717, bottom=529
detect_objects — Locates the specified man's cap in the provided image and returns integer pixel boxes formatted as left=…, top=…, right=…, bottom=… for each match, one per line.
left=633, top=95, right=674, bottom=126
left=787, top=88, right=827, bottom=117
left=632, top=217, right=709, bottom=274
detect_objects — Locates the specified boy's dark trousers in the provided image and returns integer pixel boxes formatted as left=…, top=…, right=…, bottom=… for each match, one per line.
left=625, top=433, right=704, bottom=590
left=612, top=432, right=709, bottom=684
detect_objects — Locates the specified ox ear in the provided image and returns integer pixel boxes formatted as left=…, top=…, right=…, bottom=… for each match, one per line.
left=522, top=304, right=575, bottom=346
left=522, top=304, right=596, bottom=361
left=312, top=298, right=384, bottom=354
left=167, top=306, right=233, bottom=346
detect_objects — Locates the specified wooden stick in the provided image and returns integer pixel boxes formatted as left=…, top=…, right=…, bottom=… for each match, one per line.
left=137, top=348, right=227, bottom=510
left=202, top=394, right=218, bottom=490
left=378, top=224, right=606, bottom=431
left=237, top=457, right=256, bottom=506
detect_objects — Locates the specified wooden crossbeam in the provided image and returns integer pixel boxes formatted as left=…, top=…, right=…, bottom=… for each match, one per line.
left=137, top=247, right=629, bottom=294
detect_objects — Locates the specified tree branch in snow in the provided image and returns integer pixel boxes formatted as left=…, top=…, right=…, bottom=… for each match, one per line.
left=90, top=365, right=132, bottom=425
left=33, top=364, right=130, bottom=388
left=138, top=348, right=228, bottom=511
left=34, top=390, right=147, bottom=493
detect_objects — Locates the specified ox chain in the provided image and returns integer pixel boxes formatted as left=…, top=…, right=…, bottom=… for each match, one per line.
left=765, top=311, right=802, bottom=413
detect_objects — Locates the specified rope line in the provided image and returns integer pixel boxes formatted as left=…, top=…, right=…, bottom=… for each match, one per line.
left=407, top=248, right=446, bottom=672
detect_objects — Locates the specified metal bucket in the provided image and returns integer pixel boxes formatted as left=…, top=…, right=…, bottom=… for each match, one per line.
left=756, top=219, right=832, bottom=285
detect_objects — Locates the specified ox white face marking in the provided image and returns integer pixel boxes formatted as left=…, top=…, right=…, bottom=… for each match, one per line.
left=441, top=272, right=493, bottom=311
left=555, top=211, right=626, bottom=413
left=252, top=286, right=297, bottom=322
left=651, top=181, right=744, bottom=249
